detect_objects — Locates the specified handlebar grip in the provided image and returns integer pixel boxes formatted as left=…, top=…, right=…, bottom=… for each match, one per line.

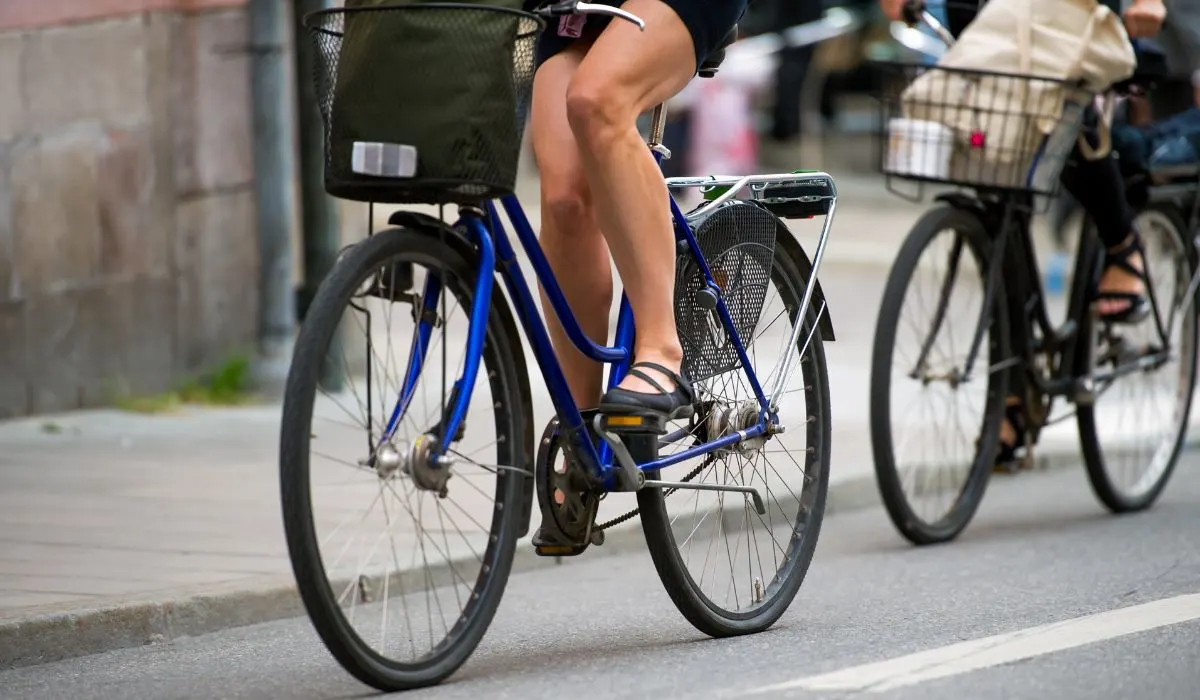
left=538, top=1, right=578, bottom=16
left=901, top=0, right=925, bottom=25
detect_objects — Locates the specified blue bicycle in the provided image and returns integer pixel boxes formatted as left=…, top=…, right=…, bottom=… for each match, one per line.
left=281, top=1, right=837, bottom=691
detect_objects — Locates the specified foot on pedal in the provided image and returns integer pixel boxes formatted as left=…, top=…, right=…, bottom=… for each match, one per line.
left=598, top=362, right=695, bottom=436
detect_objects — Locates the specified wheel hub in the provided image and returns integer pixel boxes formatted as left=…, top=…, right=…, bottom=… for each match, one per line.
left=705, top=400, right=770, bottom=456
left=369, top=433, right=453, bottom=497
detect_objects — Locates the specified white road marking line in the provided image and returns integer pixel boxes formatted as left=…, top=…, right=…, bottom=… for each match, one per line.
left=749, top=592, right=1200, bottom=695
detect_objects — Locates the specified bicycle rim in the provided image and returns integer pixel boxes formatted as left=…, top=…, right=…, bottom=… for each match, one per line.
left=1079, top=205, right=1198, bottom=512
left=638, top=238, right=831, bottom=637
left=280, top=228, right=526, bottom=691
left=870, top=206, right=1007, bottom=545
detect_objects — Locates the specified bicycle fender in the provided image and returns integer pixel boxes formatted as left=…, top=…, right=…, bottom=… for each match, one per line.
left=934, top=192, right=988, bottom=218
left=387, top=210, right=539, bottom=538
left=771, top=217, right=837, bottom=342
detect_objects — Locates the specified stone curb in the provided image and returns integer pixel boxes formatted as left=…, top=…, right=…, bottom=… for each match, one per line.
left=0, top=440, right=1108, bottom=672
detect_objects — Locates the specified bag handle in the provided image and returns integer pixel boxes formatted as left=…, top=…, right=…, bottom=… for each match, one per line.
left=1078, top=92, right=1115, bottom=160
left=1072, top=3, right=1114, bottom=160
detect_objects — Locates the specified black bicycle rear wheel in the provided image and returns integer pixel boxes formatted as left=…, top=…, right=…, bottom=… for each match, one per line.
left=1078, top=203, right=1199, bottom=513
left=870, top=205, right=1009, bottom=545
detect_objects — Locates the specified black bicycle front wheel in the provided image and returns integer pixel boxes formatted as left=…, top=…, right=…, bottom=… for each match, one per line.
left=280, top=227, right=529, bottom=691
left=870, top=205, right=1009, bottom=545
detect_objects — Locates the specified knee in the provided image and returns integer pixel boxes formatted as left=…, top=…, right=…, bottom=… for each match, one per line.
left=541, top=176, right=592, bottom=232
left=565, top=74, right=633, bottom=147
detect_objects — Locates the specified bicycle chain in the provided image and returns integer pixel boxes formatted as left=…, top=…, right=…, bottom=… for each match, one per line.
left=595, top=456, right=715, bottom=531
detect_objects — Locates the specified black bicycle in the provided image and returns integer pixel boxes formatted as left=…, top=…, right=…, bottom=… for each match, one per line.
left=867, top=15, right=1199, bottom=545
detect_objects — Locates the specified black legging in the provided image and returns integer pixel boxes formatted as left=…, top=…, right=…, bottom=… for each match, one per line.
left=1059, top=119, right=1135, bottom=248
left=769, top=0, right=825, bottom=141
left=946, top=3, right=1134, bottom=248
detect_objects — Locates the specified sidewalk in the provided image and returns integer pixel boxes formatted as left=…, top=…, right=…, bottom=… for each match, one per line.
left=2, top=170, right=1193, bottom=670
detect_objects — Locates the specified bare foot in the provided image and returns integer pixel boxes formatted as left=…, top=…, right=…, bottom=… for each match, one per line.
left=1097, top=236, right=1145, bottom=317
left=999, top=397, right=1020, bottom=448
left=999, top=414, right=1017, bottom=447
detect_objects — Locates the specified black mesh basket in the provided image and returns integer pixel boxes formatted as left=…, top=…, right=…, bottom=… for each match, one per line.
left=304, top=4, right=543, bottom=204
left=675, top=202, right=777, bottom=384
left=873, top=61, right=1094, bottom=198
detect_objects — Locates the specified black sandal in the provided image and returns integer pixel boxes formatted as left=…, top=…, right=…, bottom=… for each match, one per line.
left=598, top=361, right=696, bottom=433
left=1096, top=234, right=1150, bottom=325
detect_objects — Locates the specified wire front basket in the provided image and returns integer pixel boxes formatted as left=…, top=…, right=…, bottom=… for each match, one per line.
left=873, top=61, right=1094, bottom=199
left=305, top=4, right=543, bottom=204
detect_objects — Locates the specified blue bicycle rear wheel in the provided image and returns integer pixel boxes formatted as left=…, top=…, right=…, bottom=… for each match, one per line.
left=639, top=224, right=831, bottom=636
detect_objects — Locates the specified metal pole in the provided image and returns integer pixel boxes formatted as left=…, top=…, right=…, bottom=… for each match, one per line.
left=249, top=0, right=299, bottom=397
left=293, top=0, right=344, bottom=391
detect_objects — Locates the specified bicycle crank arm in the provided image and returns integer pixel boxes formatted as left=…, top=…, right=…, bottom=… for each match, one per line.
left=593, top=415, right=648, bottom=492
left=642, top=479, right=767, bottom=515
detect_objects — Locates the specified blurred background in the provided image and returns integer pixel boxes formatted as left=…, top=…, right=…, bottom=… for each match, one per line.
left=0, top=0, right=950, bottom=421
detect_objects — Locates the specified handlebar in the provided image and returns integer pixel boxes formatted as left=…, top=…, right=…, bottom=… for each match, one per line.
left=532, top=1, right=646, bottom=31
left=899, top=0, right=955, bottom=47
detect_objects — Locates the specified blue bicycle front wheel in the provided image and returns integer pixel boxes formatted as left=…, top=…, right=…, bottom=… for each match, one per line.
left=280, top=226, right=532, bottom=691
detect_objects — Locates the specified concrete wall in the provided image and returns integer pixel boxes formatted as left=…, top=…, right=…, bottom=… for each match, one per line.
left=0, top=0, right=260, bottom=417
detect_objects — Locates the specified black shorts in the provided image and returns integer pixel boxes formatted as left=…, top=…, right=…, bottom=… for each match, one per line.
left=535, top=0, right=749, bottom=74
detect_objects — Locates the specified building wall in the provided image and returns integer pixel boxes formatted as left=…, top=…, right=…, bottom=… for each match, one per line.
left=0, top=0, right=260, bottom=417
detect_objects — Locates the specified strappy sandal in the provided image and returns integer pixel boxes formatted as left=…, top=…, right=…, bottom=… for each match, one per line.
left=598, top=361, right=696, bottom=434
left=1096, top=234, right=1150, bottom=325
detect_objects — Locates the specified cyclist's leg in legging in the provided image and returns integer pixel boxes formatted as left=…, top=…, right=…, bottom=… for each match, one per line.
left=998, top=120, right=1144, bottom=454
left=1059, top=133, right=1144, bottom=317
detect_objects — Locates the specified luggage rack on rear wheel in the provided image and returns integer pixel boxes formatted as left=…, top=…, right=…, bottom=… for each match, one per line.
left=666, top=172, right=837, bottom=221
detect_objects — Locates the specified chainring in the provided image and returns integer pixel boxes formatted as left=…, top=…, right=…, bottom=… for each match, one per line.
left=535, top=418, right=604, bottom=546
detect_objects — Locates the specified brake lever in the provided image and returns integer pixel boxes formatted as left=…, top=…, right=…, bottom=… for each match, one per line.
left=535, top=1, right=646, bottom=31
left=919, top=10, right=955, bottom=48
left=576, top=1, right=645, bottom=29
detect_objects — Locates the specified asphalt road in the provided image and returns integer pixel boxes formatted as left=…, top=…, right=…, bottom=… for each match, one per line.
left=4, top=455, right=1199, bottom=700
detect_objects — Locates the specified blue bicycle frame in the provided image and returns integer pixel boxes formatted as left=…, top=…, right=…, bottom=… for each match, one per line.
left=385, top=124, right=836, bottom=491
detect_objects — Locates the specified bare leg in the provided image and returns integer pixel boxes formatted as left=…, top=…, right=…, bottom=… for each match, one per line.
left=565, top=0, right=697, bottom=396
left=531, top=43, right=613, bottom=409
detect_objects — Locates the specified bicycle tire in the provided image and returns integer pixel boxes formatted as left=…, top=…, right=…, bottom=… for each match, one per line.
left=869, top=205, right=1010, bottom=545
left=639, top=238, right=832, bottom=638
left=1078, top=203, right=1199, bottom=513
left=280, top=227, right=528, bottom=692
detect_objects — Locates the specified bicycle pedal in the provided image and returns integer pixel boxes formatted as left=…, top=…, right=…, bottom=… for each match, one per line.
left=598, top=412, right=668, bottom=435
left=530, top=525, right=602, bottom=558
left=533, top=542, right=589, bottom=557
